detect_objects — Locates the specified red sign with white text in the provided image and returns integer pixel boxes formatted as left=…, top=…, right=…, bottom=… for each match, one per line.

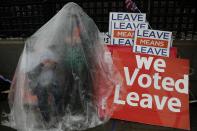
left=108, top=51, right=190, bottom=130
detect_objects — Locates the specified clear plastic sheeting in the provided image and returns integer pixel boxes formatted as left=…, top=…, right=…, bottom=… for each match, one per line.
left=3, top=2, right=122, bottom=131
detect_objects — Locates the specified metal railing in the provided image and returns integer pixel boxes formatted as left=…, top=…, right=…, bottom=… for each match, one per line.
left=0, top=0, right=196, bottom=40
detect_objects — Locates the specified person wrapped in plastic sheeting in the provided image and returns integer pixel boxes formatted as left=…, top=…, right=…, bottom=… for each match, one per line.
left=3, top=2, right=123, bottom=131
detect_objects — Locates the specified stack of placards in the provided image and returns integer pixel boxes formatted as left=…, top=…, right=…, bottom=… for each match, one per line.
left=109, top=12, right=148, bottom=46
left=108, top=12, right=173, bottom=57
left=104, top=12, right=190, bottom=130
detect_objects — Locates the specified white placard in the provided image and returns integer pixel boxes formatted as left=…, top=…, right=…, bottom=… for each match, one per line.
left=133, top=29, right=172, bottom=57
left=109, top=12, right=146, bottom=35
left=111, top=21, right=148, bottom=46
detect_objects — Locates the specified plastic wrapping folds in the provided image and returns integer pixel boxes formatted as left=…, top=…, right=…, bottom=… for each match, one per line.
left=3, top=2, right=122, bottom=131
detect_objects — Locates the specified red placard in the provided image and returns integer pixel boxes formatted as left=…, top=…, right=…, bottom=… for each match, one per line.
left=107, top=50, right=190, bottom=130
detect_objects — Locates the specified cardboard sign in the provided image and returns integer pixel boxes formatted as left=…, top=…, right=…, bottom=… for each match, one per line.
left=133, top=29, right=172, bottom=57
left=106, top=45, right=177, bottom=58
left=109, top=12, right=146, bottom=35
left=111, top=21, right=148, bottom=46
left=108, top=51, right=190, bottom=130
left=101, top=32, right=110, bottom=45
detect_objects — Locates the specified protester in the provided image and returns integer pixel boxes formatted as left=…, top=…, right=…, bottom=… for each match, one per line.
left=5, top=2, right=122, bottom=131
